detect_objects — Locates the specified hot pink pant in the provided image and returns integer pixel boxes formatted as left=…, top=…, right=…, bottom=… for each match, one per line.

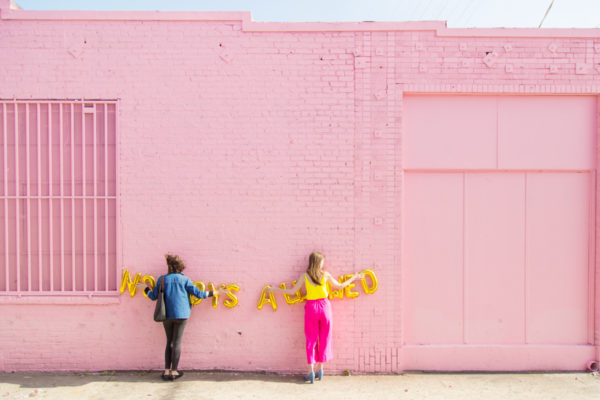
left=304, top=298, right=333, bottom=364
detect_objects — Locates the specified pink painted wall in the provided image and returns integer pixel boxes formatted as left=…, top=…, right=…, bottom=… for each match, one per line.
left=0, top=2, right=599, bottom=372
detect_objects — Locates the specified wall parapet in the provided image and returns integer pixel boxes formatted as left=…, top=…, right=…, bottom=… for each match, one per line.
left=2, top=6, right=600, bottom=37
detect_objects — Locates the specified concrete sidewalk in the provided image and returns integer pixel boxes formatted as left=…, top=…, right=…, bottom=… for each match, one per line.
left=0, top=371, right=599, bottom=400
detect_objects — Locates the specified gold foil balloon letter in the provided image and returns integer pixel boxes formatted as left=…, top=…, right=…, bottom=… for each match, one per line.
left=280, top=281, right=304, bottom=304
left=190, top=281, right=206, bottom=306
left=208, top=283, right=220, bottom=309
left=257, top=285, right=278, bottom=311
left=141, top=275, right=156, bottom=300
left=360, top=269, right=378, bottom=294
left=223, top=284, right=240, bottom=308
left=327, top=280, right=344, bottom=300
left=120, top=269, right=142, bottom=297
left=341, top=274, right=360, bottom=298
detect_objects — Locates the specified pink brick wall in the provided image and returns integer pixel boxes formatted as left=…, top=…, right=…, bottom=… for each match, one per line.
left=0, top=5, right=599, bottom=373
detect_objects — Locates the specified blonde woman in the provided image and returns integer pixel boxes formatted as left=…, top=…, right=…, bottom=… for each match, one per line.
left=268, top=252, right=363, bottom=383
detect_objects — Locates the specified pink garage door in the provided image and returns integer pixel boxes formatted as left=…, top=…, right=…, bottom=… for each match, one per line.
left=402, top=95, right=597, bottom=371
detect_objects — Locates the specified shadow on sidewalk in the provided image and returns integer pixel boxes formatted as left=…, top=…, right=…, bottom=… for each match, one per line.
left=0, top=370, right=308, bottom=389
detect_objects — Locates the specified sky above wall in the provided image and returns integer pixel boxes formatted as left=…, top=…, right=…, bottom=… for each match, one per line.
left=13, top=0, right=600, bottom=28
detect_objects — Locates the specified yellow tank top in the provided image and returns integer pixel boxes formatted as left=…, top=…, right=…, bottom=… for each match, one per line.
left=304, top=274, right=328, bottom=300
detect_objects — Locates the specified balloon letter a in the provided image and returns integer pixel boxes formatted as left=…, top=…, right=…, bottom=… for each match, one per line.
left=257, top=286, right=278, bottom=311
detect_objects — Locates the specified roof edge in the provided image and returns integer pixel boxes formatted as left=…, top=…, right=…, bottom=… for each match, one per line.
left=1, top=9, right=600, bottom=37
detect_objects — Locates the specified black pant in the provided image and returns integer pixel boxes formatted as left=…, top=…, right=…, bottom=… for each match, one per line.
left=162, top=319, right=188, bottom=370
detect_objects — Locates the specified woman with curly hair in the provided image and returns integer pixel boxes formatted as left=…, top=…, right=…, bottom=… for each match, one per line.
left=142, top=254, right=226, bottom=381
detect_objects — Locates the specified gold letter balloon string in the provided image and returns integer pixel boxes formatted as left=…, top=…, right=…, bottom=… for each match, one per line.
left=119, top=268, right=240, bottom=309
left=121, top=268, right=378, bottom=311
left=257, top=269, right=379, bottom=311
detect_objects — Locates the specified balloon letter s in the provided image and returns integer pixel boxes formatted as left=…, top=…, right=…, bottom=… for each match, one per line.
left=224, top=284, right=240, bottom=308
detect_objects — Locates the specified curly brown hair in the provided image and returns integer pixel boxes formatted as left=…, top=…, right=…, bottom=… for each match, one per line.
left=165, top=253, right=186, bottom=274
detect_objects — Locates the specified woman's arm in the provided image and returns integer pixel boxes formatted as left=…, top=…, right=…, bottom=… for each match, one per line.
left=142, top=276, right=160, bottom=301
left=267, top=274, right=305, bottom=295
left=325, top=271, right=364, bottom=289
left=184, top=278, right=226, bottom=299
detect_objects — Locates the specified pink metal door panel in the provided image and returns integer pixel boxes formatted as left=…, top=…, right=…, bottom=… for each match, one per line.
left=403, top=95, right=497, bottom=169
left=497, top=96, right=596, bottom=170
left=403, top=173, right=464, bottom=344
left=402, top=94, right=595, bottom=370
left=464, top=173, right=526, bottom=344
left=525, top=172, right=591, bottom=344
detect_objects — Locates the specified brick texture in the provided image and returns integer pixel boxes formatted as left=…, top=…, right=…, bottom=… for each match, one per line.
left=0, top=8, right=599, bottom=373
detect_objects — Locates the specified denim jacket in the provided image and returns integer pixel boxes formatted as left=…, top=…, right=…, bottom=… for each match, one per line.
left=145, top=273, right=210, bottom=319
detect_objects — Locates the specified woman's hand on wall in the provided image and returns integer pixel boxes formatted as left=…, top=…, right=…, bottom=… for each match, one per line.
left=327, top=272, right=364, bottom=289
left=267, top=275, right=305, bottom=296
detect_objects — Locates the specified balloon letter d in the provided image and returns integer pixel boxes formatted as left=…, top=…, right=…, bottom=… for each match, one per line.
left=360, top=269, right=378, bottom=294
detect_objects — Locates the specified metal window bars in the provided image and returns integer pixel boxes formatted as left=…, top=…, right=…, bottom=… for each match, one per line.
left=0, top=101, right=117, bottom=294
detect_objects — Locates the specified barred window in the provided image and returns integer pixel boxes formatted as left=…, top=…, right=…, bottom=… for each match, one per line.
left=0, top=101, right=117, bottom=295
